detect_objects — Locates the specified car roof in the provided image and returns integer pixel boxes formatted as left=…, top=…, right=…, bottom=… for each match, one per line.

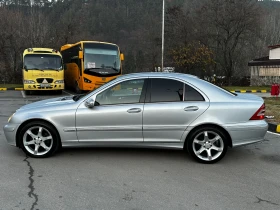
left=116, top=72, right=236, bottom=101
left=119, top=72, right=198, bottom=79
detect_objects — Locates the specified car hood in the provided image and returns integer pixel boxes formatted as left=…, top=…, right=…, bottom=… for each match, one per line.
left=18, top=96, right=75, bottom=111
left=235, top=93, right=264, bottom=102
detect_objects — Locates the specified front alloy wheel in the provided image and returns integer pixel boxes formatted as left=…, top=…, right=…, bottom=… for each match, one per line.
left=187, top=127, right=228, bottom=163
left=19, top=121, right=60, bottom=158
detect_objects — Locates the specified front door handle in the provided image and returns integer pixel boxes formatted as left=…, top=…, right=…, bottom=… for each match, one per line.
left=127, top=108, right=142, bottom=113
left=184, top=106, right=199, bottom=111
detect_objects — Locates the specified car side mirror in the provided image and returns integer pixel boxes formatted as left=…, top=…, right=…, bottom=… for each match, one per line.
left=85, top=98, right=95, bottom=109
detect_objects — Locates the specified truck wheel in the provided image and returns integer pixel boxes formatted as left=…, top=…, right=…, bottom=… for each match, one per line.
left=75, top=82, right=82, bottom=94
left=56, top=90, right=63, bottom=94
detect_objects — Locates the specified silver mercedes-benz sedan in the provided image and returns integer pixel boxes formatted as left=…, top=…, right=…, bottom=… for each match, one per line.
left=4, top=72, right=267, bottom=163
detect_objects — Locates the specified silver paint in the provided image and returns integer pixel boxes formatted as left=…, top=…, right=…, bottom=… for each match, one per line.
left=3, top=72, right=268, bottom=155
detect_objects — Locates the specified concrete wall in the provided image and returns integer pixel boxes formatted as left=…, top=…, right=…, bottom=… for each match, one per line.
left=250, top=66, right=280, bottom=85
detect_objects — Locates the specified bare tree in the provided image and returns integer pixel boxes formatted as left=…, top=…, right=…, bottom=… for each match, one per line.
left=196, top=0, right=262, bottom=84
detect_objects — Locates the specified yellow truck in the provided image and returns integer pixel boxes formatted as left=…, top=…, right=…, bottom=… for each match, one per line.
left=22, top=48, right=64, bottom=95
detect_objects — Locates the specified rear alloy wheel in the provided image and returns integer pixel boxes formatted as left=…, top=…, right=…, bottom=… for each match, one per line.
left=19, top=121, right=60, bottom=158
left=187, top=127, right=228, bottom=164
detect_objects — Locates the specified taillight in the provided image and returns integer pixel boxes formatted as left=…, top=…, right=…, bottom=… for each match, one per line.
left=250, top=103, right=265, bottom=120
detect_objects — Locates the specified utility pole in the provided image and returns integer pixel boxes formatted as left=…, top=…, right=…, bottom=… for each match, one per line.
left=161, top=0, right=165, bottom=72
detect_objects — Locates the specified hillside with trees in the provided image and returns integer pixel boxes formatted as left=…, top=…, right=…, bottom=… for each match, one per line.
left=0, top=0, right=280, bottom=85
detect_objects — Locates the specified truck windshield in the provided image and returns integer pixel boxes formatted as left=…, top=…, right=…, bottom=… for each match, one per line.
left=24, top=54, right=63, bottom=70
left=83, top=43, right=121, bottom=76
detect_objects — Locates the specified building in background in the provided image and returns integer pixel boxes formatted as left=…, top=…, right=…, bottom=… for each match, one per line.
left=248, top=45, right=280, bottom=85
left=154, top=66, right=175, bottom=72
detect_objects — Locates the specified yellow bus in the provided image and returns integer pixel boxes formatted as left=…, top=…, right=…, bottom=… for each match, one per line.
left=23, top=48, right=64, bottom=95
left=60, top=41, right=124, bottom=93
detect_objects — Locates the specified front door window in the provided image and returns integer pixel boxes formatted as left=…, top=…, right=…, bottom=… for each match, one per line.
left=95, top=79, right=145, bottom=105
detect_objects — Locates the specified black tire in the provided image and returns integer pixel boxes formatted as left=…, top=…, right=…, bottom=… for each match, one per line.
left=64, top=81, right=69, bottom=90
left=75, top=82, right=82, bottom=94
left=186, top=126, right=228, bottom=164
left=56, top=90, right=63, bottom=94
left=25, top=90, right=31, bottom=95
left=18, top=121, right=60, bottom=158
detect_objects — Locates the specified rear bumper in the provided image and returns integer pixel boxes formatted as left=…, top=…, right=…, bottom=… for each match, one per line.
left=224, top=120, right=268, bottom=147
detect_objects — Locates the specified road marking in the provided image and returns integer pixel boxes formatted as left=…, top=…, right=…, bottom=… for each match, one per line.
left=267, top=131, right=280, bottom=136
left=21, top=90, right=26, bottom=98
left=63, top=90, right=74, bottom=96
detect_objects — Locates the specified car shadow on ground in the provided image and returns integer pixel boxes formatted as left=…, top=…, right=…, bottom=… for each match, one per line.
left=54, top=146, right=254, bottom=165
left=8, top=143, right=272, bottom=166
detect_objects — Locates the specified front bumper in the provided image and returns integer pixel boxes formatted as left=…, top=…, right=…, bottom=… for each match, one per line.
left=24, top=83, right=64, bottom=90
left=3, top=123, right=20, bottom=146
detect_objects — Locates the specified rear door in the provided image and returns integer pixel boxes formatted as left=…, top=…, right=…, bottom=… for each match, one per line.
left=143, top=78, right=209, bottom=142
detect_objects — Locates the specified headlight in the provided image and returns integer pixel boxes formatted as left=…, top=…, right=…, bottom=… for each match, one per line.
left=54, top=80, right=64, bottom=84
left=84, top=78, right=92, bottom=83
left=8, top=113, right=15, bottom=123
left=24, top=80, right=35, bottom=84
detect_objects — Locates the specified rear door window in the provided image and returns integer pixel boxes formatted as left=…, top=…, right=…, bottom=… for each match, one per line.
left=184, top=84, right=204, bottom=101
left=150, top=78, right=184, bottom=102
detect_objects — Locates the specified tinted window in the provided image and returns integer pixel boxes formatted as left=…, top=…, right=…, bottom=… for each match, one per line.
left=184, top=84, right=204, bottom=101
left=151, top=78, right=183, bottom=102
left=96, top=79, right=145, bottom=105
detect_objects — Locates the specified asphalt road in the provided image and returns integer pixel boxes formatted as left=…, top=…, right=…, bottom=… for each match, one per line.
left=0, top=90, right=279, bottom=210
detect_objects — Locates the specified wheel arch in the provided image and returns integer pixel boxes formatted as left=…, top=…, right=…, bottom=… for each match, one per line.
left=184, top=123, right=233, bottom=148
left=16, top=118, right=62, bottom=148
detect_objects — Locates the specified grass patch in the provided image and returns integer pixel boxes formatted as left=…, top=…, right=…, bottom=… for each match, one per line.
left=264, top=97, right=280, bottom=124
left=223, top=86, right=270, bottom=91
left=0, top=84, right=23, bottom=88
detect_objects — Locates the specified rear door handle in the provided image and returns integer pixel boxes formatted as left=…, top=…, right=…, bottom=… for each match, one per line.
left=127, top=108, right=142, bottom=113
left=184, top=106, right=199, bottom=111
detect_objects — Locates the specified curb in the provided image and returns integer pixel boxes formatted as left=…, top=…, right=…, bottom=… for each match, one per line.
left=230, top=90, right=270, bottom=93
left=268, top=122, right=280, bottom=133
left=0, top=88, right=23, bottom=91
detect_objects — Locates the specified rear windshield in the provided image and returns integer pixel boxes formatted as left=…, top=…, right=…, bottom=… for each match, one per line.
left=202, top=79, right=237, bottom=96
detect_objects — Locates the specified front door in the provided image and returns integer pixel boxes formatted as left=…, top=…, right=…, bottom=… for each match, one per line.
left=76, top=78, right=147, bottom=142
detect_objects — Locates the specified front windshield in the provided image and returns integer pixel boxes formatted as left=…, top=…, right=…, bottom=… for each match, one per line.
left=83, top=43, right=121, bottom=76
left=24, top=54, right=63, bottom=70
